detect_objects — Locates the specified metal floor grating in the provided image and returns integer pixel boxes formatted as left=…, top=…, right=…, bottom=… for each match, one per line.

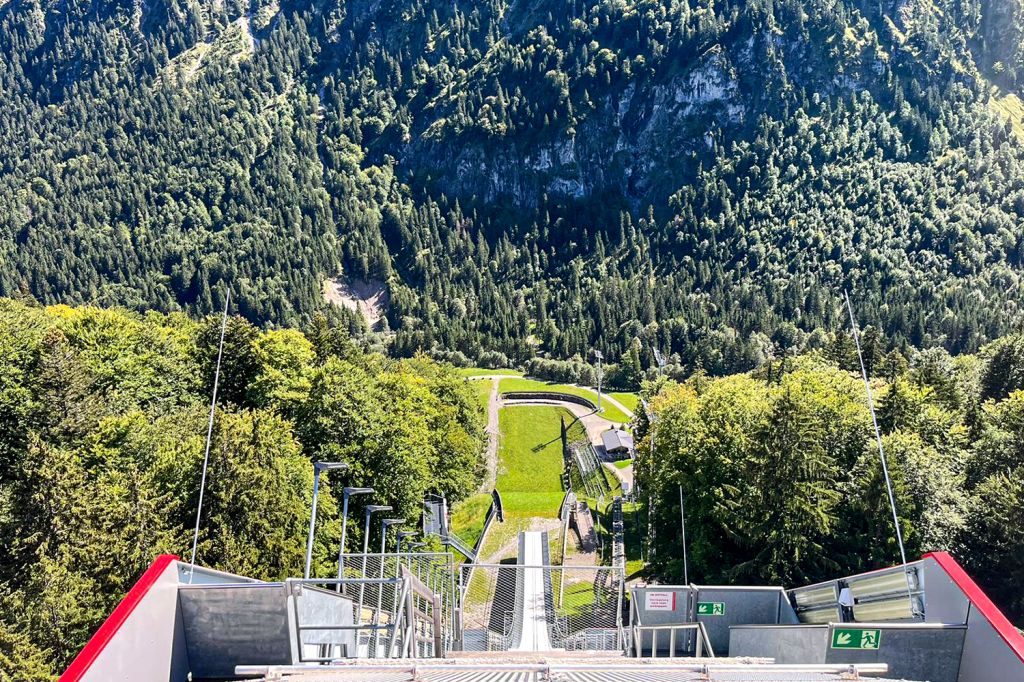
left=236, top=662, right=908, bottom=682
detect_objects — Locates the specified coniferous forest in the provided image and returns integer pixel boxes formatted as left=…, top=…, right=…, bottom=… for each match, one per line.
left=4, top=0, right=1024, bottom=674
left=3, top=0, right=1024, bottom=371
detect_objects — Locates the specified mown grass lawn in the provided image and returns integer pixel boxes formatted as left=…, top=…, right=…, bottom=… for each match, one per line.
left=609, top=391, right=640, bottom=413
left=470, top=378, right=493, bottom=413
left=458, top=367, right=524, bottom=377
left=497, top=378, right=632, bottom=424
left=496, top=405, right=571, bottom=517
left=449, top=493, right=492, bottom=550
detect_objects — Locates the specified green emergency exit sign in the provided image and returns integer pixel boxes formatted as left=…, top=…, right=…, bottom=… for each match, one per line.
left=696, top=601, right=725, bottom=616
left=831, top=627, right=881, bottom=650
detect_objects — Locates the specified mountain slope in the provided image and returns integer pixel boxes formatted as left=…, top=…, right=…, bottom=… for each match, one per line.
left=2, top=0, right=1024, bottom=370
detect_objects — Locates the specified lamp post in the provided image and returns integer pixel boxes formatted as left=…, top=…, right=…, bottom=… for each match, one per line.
left=396, top=530, right=419, bottom=555
left=401, top=541, right=427, bottom=587
left=304, top=462, right=349, bottom=580
left=374, top=518, right=407, bottom=658
left=594, top=349, right=604, bottom=412
left=357, top=505, right=393, bottom=627
left=337, top=487, right=374, bottom=588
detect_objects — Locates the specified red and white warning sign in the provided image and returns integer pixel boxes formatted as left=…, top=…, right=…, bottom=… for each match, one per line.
left=644, top=591, right=677, bottom=611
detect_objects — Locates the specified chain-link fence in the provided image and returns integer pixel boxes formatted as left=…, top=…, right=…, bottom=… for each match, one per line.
left=459, top=562, right=625, bottom=652
left=567, top=441, right=609, bottom=500
left=323, top=552, right=456, bottom=657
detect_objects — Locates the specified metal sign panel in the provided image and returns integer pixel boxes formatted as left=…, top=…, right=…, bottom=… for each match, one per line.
left=697, top=601, right=725, bottom=616
left=831, top=627, right=881, bottom=650
left=644, top=591, right=677, bottom=611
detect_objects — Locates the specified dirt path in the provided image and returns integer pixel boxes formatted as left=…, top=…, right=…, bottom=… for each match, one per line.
left=603, top=461, right=633, bottom=493
left=478, top=377, right=502, bottom=493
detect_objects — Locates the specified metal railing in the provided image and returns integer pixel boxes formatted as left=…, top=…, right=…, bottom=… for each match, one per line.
left=459, top=563, right=625, bottom=652
left=288, top=563, right=448, bottom=662
left=631, top=622, right=715, bottom=658
left=568, top=442, right=609, bottom=499
left=237, top=662, right=893, bottom=679
left=285, top=576, right=404, bottom=662
left=331, top=552, right=456, bottom=657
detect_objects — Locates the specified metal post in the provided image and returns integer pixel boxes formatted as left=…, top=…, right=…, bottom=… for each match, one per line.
left=615, top=567, right=624, bottom=651
left=338, top=487, right=374, bottom=592
left=679, top=485, right=689, bottom=585
left=304, top=462, right=348, bottom=580
left=594, top=350, right=604, bottom=412
left=357, top=505, right=392, bottom=630
left=187, top=291, right=230, bottom=583
left=304, top=468, right=322, bottom=580
left=374, top=518, right=406, bottom=657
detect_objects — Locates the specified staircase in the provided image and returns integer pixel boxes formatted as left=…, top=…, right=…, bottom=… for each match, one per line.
left=444, top=532, right=478, bottom=562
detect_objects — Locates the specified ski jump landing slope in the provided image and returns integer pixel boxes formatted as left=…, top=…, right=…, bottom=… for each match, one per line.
left=512, top=531, right=553, bottom=651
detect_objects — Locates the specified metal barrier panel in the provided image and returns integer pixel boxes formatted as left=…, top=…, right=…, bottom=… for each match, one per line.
left=290, top=584, right=358, bottom=659
left=693, top=586, right=792, bottom=656
left=631, top=586, right=693, bottom=625
left=630, top=586, right=693, bottom=655
left=460, top=564, right=624, bottom=652
left=729, top=624, right=829, bottom=663
left=178, top=584, right=293, bottom=678
left=823, top=623, right=966, bottom=682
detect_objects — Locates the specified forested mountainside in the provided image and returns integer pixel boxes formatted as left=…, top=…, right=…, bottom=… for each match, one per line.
left=636, top=331, right=1024, bottom=628
left=3, top=0, right=1024, bottom=370
left=0, top=299, right=485, bottom=675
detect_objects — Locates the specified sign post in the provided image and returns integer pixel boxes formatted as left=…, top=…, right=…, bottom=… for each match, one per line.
left=831, top=627, right=882, bottom=650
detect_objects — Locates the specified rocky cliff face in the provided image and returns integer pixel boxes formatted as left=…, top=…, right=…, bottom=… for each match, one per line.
left=319, top=0, right=991, bottom=214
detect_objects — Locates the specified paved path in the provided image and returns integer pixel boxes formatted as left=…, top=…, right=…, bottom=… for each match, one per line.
left=513, top=531, right=553, bottom=651
left=469, top=375, right=636, bottom=421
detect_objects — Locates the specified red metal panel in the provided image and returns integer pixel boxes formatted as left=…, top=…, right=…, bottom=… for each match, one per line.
left=922, top=551, right=1024, bottom=663
left=59, top=554, right=179, bottom=682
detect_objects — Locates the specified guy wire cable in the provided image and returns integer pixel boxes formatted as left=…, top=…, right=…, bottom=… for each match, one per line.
left=187, top=289, right=231, bottom=584
left=844, top=290, right=917, bottom=614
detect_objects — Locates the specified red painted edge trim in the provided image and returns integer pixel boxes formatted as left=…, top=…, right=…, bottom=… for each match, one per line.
left=923, top=551, right=1024, bottom=663
left=59, top=554, right=179, bottom=682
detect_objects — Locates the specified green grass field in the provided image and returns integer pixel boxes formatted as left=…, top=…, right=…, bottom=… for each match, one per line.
left=458, top=367, right=524, bottom=377
left=449, top=493, right=492, bottom=550
left=609, top=391, right=640, bottom=413
left=613, top=459, right=632, bottom=469
left=497, top=378, right=632, bottom=424
left=471, top=379, right=493, bottom=412
left=496, top=405, right=571, bottom=517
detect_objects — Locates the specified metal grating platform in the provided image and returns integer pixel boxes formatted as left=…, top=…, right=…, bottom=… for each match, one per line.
left=235, top=661, right=904, bottom=682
